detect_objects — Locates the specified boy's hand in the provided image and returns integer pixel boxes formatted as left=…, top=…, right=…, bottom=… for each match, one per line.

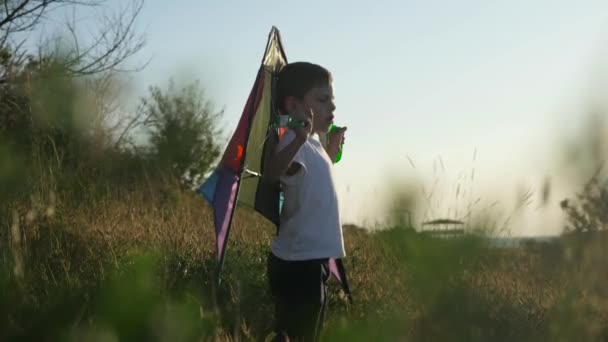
left=293, top=105, right=313, bottom=143
left=328, top=126, right=347, bottom=147
left=326, top=126, right=347, bottom=160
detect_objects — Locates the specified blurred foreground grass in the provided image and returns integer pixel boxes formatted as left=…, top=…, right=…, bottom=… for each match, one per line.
left=1, top=179, right=607, bottom=341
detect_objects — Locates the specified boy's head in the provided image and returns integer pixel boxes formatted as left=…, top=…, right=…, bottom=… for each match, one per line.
left=276, top=62, right=336, bottom=134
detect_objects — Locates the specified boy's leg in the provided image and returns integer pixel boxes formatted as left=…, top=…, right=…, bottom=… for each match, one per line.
left=267, top=252, right=290, bottom=340
left=293, top=260, right=329, bottom=342
left=314, top=262, right=330, bottom=341
left=268, top=253, right=329, bottom=341
left=267, top=253, right=330, bottom=341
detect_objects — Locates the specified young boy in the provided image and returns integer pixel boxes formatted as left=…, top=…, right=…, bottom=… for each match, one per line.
left=264, top=62, right=347, bottom=342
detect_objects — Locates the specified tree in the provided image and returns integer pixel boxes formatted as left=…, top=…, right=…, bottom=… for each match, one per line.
left=1, top=0, right=146, bottom=80
left=0, top=0, right=147, bottom=153
left=560, top=164, right=608, bottom=233
left=559, top=111, right=608, bottom=234
left=141, top=79, right=224, bottom=187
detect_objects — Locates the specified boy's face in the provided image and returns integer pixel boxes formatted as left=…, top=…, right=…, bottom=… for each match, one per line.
left=301, top=84, right=336, bottom=134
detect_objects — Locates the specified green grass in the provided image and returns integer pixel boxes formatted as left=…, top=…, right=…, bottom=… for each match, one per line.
left=1, top=180, right=607, bottom=341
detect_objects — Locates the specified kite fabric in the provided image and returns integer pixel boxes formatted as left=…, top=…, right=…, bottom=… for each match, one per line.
left=198, top=26, right=351, bottom=302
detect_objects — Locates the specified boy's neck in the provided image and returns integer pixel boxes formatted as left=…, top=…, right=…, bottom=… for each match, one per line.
left=309, top=132, right=321, bottom=141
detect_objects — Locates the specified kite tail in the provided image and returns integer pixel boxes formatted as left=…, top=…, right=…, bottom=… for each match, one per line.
left=330, top=258, right=353, bottom=304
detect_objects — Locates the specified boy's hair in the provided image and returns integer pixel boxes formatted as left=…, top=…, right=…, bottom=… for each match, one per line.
left=276, top=62, right=332, bottom=114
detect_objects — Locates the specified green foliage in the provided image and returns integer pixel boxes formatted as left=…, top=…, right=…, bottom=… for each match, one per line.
left=1, top=55, right=100, bottom=166
left=1, top=187, right=607, bottom=340
left=0, top=144, right=26, bottom=200
left=560, top=165, right=608, bottom=233
left=142, top=79, right=224, bottom=187
left=554, top=171, right=608, bottom=340
left=89, top=252, right=218, bottom=342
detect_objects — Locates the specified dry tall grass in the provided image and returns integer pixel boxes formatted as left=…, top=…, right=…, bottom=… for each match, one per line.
left=1, top=175, right=607, bottom=341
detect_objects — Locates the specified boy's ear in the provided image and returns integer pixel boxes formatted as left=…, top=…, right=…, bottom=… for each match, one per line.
left=283, top=96, right=298, bottom=115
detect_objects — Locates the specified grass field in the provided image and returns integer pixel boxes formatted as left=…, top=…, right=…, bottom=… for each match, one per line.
left=1, top=177, right=607, bottom=341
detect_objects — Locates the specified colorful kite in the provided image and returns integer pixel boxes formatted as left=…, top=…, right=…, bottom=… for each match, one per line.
left=198, top=26, right=351, bottom=302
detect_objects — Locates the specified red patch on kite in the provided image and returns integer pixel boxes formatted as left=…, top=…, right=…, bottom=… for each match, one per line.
left=235, top=144, right=244, bottom=161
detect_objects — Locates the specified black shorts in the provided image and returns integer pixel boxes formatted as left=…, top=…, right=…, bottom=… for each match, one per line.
left=267, top=252, right=330, bottom=341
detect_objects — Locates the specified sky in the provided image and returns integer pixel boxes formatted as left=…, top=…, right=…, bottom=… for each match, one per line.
left=48, top=0, right=608, bottom=236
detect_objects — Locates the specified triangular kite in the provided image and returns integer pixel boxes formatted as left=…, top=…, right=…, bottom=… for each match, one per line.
left=198, top=26, right=351, bottom=302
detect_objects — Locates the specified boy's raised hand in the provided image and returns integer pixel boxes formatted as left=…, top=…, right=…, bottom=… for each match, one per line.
left=293, top=105, right=313, bottom=143
left=326, top=126, right=347, bottom=162
left=328, top=126, right=347, bottom=149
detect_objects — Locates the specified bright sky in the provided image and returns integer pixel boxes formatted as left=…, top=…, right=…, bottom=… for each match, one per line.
left=53, top=0, right=608, bottom=235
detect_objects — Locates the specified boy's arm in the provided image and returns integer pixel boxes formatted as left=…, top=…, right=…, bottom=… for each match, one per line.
left=325, top=144, right=340, bottom=163
left=263, top=135, right=307, bottom=183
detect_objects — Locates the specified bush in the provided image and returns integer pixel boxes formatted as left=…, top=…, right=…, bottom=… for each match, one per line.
left=142, top=79, right=224, bottom=187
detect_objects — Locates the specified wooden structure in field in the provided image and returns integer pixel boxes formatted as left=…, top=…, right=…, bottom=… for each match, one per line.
left=420, top=218, right=465, bottom=238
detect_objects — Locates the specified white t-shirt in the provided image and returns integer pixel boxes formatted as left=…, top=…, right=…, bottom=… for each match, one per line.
left=270, top=130, right=346, bottom=261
